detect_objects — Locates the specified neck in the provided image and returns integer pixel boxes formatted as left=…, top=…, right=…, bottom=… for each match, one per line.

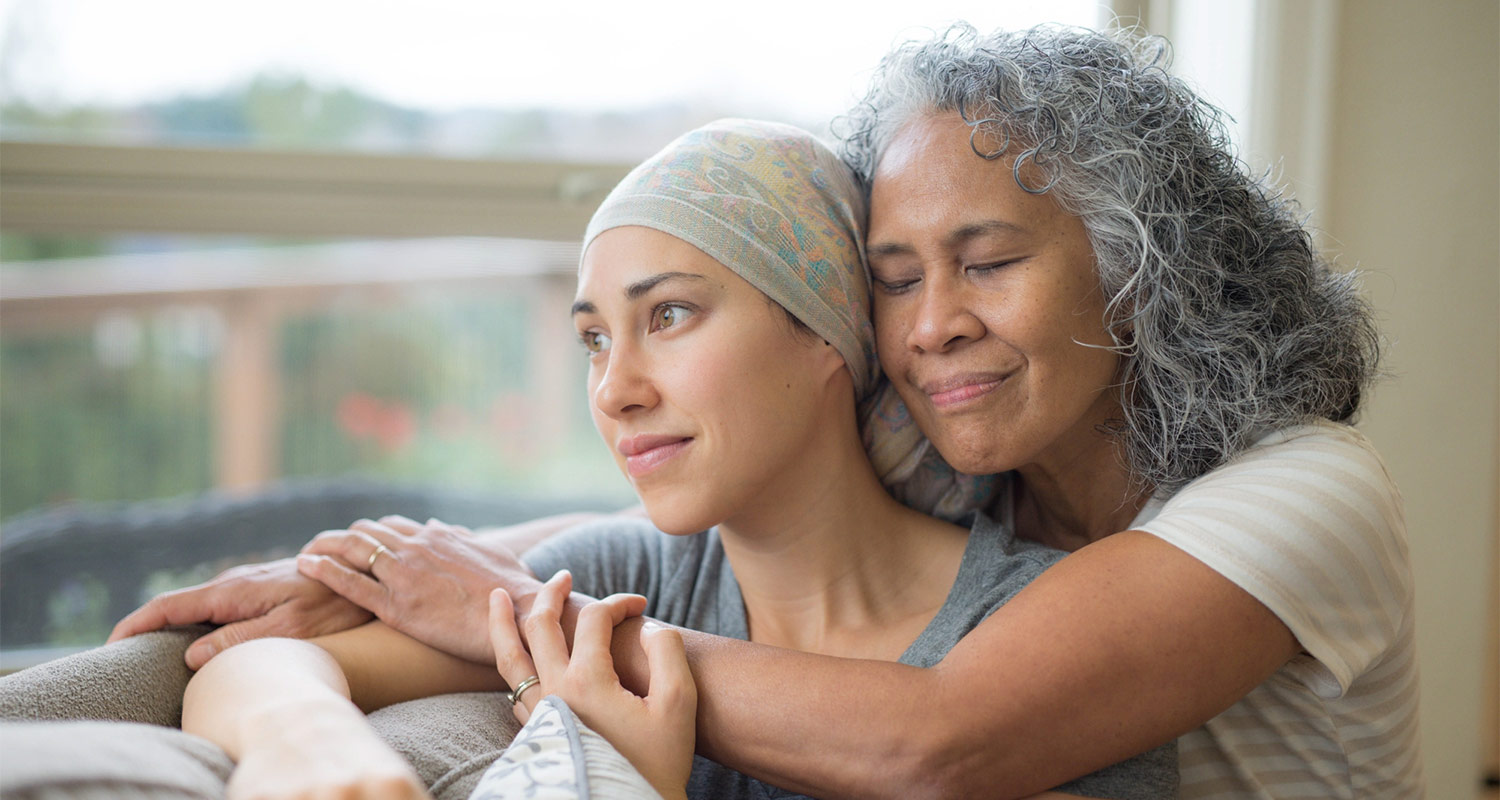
left=1012, top=393, right=1150, bottom=551
left=716, top=398, right=967, bottom=658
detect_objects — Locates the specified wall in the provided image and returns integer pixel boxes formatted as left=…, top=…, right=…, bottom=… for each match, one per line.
left=1320, top=1, right=1499, bottom=797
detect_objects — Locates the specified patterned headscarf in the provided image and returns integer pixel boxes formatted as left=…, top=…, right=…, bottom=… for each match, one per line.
left=582, top=118, right=995, bottom=520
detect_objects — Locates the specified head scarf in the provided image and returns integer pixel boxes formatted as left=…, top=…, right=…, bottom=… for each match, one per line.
left=583, top=118, right=995, bottom=520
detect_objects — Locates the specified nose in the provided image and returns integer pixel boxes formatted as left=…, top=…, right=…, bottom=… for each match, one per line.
left=592, top=341, right=660, bottom=420
left=905, top=277, right=986, bottom=353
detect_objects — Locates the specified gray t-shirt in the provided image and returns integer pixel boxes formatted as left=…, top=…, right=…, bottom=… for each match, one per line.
left=526, top=513, right=1177, bottom=799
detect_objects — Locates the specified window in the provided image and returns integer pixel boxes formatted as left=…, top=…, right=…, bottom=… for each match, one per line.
left=2, top=1, right=1105, bottom=657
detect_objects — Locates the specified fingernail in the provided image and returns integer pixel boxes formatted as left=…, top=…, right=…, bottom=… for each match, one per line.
left=642, top=621, right=663, bottom=633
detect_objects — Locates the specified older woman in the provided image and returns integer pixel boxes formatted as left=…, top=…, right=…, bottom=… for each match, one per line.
left=110, top=23, right=1420, bottom=800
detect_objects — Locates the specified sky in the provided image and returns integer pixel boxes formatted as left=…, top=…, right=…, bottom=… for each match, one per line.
left=0, top=0, right=1103, bottom=119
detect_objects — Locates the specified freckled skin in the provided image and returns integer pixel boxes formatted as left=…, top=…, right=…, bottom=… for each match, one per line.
left=866, top=113, right=1124, bottom=478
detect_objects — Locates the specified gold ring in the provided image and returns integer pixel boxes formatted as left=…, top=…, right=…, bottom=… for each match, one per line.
left=366, top=543, right=391, bottom=572
left=507, top=675, right=541, bottom=707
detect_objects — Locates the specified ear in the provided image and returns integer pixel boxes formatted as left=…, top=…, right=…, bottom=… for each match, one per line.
left=816, top=339, right=853, bottom=385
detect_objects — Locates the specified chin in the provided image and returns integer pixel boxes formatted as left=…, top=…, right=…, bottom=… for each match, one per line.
left=639, top=493, right=720, bottom=536
left=928, top=428, right=1016, bottom=476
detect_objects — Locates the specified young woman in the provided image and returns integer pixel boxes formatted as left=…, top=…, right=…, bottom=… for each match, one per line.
left=180, top=119, right=1176, bottom=799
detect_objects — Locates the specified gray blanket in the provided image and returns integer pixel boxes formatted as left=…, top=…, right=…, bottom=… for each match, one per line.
left=0, top=629, right=519, bottom=800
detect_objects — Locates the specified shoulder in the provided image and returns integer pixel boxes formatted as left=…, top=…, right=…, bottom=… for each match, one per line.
left=523, top=516, right=704, bottom=595
left=1134, top=420, right=1412, bottom=692
left=1176, top=420, right=1397, bottom=504
left=523, top=517, right=726, bottom=623
left=1141, top=419, right=1404, bottom=546
left=523, top=516, right=662, bottom=571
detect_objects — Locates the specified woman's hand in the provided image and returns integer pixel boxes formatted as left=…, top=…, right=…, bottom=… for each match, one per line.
left=109, top=557, right=374, bottom=670
left=490, top=571, right=697, bottom=800
left=227, top=700, right=429, bottom=800
left=298, top=515, right=541, bottom=663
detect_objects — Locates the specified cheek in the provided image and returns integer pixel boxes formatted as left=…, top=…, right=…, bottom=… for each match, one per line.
left=872, top=295, right=914, bottom=370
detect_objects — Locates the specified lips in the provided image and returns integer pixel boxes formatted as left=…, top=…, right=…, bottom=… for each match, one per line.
left=919, top=372, right=1008, bottom=409
left=616, top=434, right=693, bottom=477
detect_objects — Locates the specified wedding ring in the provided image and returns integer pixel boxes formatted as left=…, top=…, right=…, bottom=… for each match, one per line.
left=366, top=543, right=391, bottom=572
left=507, top=675, right=541, bottom=707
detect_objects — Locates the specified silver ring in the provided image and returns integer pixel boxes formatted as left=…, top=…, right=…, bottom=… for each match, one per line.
left=506, top=675, right=541, bottom=707
left=366, top=544, right=391, bottom=572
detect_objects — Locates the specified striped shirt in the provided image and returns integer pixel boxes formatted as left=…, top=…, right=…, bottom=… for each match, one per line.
left=1132, top=420, right=1425, bottom=798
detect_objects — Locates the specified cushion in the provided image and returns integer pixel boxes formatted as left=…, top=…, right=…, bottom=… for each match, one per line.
left=0, top=720, right=232, bottom=800
left=468, top=695, right=662, bottom=800
left=0, top=627, right=208, bottom=727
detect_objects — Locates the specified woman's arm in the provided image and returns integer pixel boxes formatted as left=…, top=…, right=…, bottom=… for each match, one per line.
left=300, top=520, right=1267, bottom=798
left=109, top=511, right=612, bottom=669
left=305, top=619, right=505, bottom=711
left=181, top=637, right=432, bottom=799
left=181, top=617, right=513, bottom=798
left=594, top=531, right=1294, bottom=800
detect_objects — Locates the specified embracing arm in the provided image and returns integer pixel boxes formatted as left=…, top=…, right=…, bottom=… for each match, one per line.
left=299, top=519, right=1280, bottom=798
left=607, top=531, right=1295, bottom=799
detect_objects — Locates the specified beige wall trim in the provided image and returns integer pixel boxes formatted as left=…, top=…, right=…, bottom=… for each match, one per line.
left=0, top=141, right=632, bottom=241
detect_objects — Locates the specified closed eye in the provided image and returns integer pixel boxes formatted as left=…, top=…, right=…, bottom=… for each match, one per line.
left=874, top=276, right=921, bottom=295
left=966, top=260, right=1015, bottom=277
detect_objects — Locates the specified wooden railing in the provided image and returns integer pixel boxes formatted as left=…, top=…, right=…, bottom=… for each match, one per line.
left=0, top=238, right=585, bottom=493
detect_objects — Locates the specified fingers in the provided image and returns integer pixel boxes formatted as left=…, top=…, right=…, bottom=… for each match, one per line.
left=489, top=588, right=540, bottom=724
left=377, top=515, right=422, bottom=534
left=569, top=599, right=621, bottom=679
left=109, top=584, right=222, bottom=642
left=109, top=597, right=173, bottom=642
left=425, top=517, right=474, bottom=537
left=567, top=593, right=644, bottom=674
left=183, top=617, right=280, bottom=670
left=297, top=553, right=387, bottom=614
left=643, top=624, right=695, bottom=712
left=303, top=527, right=396, bottom=578
left=595, top=593, right=649, bottom=625
left=523, top=570, right=574, bottom=679
left=347, top=518, right=401, bottom=544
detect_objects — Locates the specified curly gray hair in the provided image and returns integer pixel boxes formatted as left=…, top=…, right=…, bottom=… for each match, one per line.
left=838, top=23, right=1382, bottom=492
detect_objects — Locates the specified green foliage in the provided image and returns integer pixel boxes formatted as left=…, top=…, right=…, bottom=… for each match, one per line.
left=0, top=284, right=631, bottom=522
left=0, top=327, right=215, bottom=518
left=2, top=71, right=427, bottom=150
left=0, top=234, right=109, bottom=263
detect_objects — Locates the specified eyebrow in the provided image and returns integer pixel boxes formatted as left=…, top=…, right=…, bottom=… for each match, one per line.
left=867, top=220, right=1027, bottom=260
left=570, top=271, right=708, bottom=316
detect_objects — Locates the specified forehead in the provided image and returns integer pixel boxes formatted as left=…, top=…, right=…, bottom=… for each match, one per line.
left=868, top=113, right=1066, bottom=239
left=575, top=225, right=774, bottom=310
left=578, top=227, right=722, bottom=289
